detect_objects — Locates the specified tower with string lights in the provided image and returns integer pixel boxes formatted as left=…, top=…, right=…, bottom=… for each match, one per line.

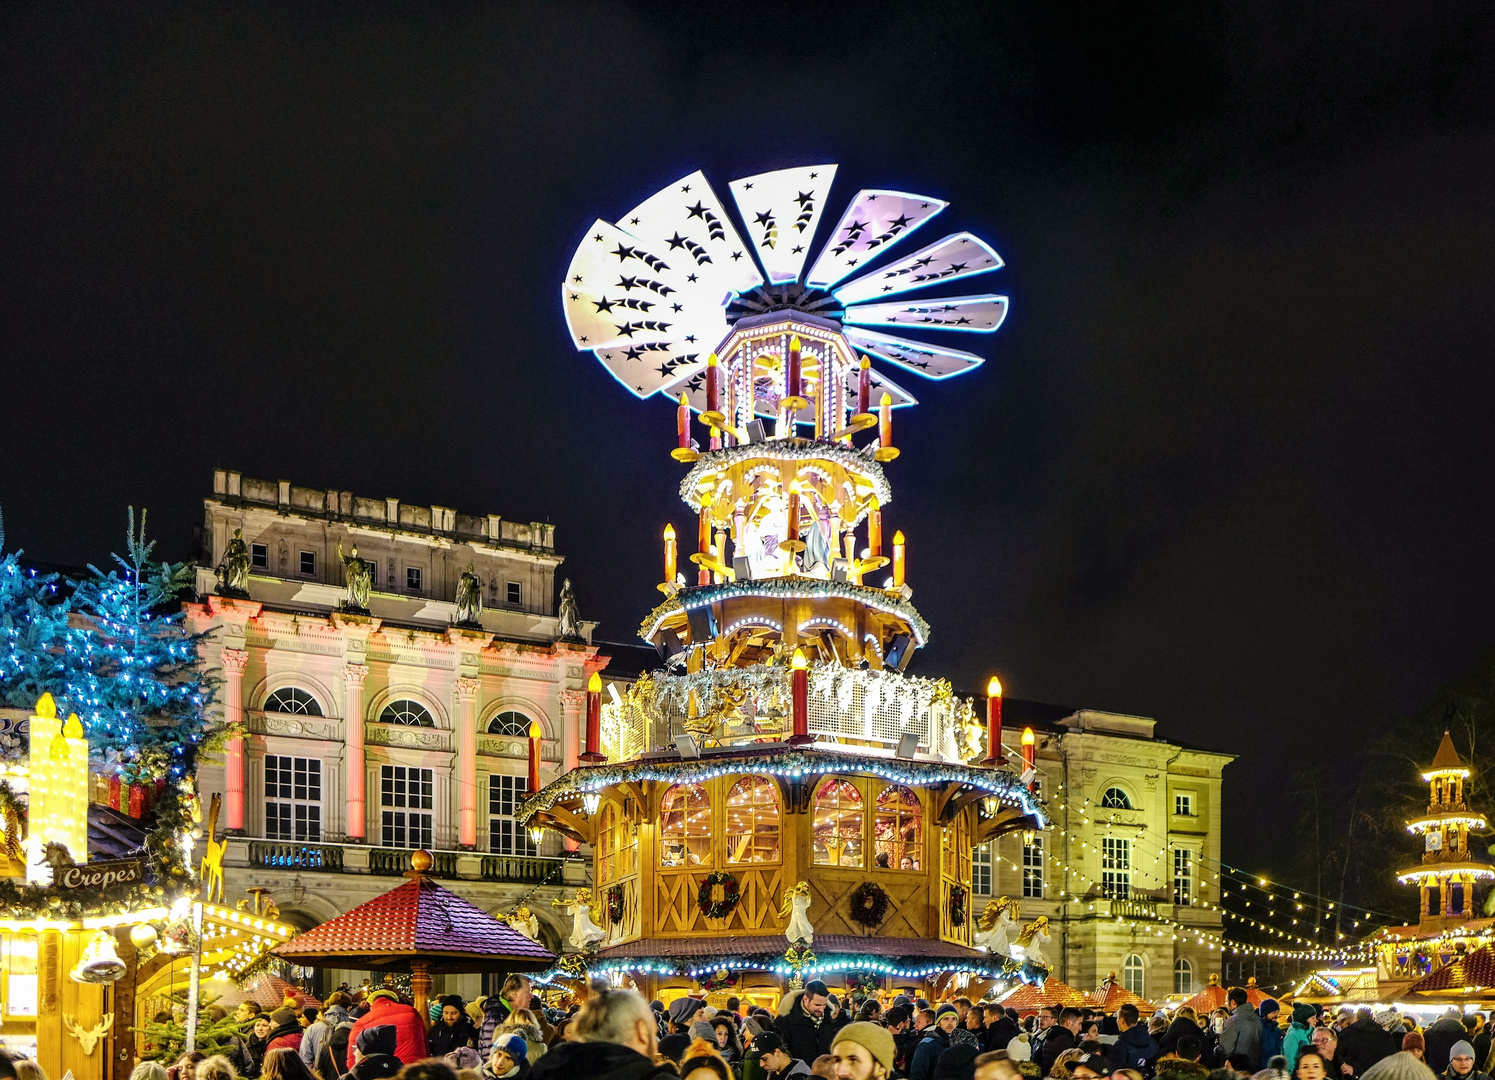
left=520, top=164, right=1050, bottom=1004
left=1399, top=731, right=1493, bottom=933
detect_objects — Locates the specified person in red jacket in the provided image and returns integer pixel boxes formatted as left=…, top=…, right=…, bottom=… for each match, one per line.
left=266, top=1007, right=306, bottom=1055
left=348, top=991, right=428, bottom=1065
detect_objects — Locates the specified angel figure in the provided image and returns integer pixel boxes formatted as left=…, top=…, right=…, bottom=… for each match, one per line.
left=1010, top=914, right=1052, bottom=968
left=506, top=906, right=540, bottom=941
left=957, top=699, right=986, bottom=762
left=780, top=881, right=814, bottom=945
left=553, top=888, right=606, bottom=950
left=973, top=896, right=1019, bottom=954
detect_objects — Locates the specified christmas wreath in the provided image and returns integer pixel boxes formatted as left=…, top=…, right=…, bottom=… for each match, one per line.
left=847, top=970, right=882, bottom=998
left=697, top=872, right=741, bottom=920
left=949, top=884, right=968, bottom=927
left=702, top=967, right=738, bottom=993
left=606, top=884, right=625, bottom=924
left=848, top=882, right=890, bottom=929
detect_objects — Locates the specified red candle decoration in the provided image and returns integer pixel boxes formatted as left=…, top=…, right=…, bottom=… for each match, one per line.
left=785, top=486, right=800, bottom=551
left=858, top=355, right=871, bottom=415
left=582, top=673, right=604, bottom=762
left=787, top=335, right=802, bottom=400
left=676, top=392, right=690, bottom=449
left=985, top=677, right=1004, bottom=764
left=879, top=391, right=893, bottom=447
left=789, top=648, right=811, bottom=745
left=527, top=718, right=543, bottom=792
left=1022, top=727, right=1036, bottom=788
left=705, top=352, right=719, bottom=414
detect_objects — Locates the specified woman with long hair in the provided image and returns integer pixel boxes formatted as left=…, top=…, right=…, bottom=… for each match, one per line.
left=261, top=1049, right=319, bottom=1080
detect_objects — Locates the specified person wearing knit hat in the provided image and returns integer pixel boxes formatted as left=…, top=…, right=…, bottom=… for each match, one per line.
left=830, top=1022, right=896, bottom=1079
left=910, top=1006, right=962, bottom=1080
left=1444, top=1040, right=1490, bottom=1080
left=1285, top=1005, right=1320, bottom=1071
left=1361, top=1049, right=1438, bottom=1080
left=490, top=1032, right=529, bottom=1080
left=1403, top=1032, right=1426, bottom=1061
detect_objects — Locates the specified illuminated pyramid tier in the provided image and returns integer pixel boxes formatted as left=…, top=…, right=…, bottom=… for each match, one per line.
left=523, top=165, right=1043, bottom=1006
left=1397, top=731, right=1495, bottom=933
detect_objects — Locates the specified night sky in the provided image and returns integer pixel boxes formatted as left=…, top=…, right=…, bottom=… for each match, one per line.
left=4, top=3, right=1495, bottom=874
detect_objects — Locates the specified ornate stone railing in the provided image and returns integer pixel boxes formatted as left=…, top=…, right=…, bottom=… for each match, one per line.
left=247, top=841, right=344, bottom=871
left=480, top=855, right=564, bottom=884
left=369, top=847, right=458, bottom=877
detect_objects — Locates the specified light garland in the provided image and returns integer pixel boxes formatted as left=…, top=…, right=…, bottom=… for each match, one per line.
left=678, top=441, right=892, bottom=516
left=641, top=577, right=931, bottom=646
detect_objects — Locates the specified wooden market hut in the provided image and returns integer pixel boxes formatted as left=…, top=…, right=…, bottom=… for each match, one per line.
left=1181, top=973, right=1271, bottom=1014
left=1085, top=972, right=1157, bottom=1015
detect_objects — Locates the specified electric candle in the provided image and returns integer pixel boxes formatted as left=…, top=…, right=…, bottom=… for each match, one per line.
left=879, top=391, right=892, bottom=447
left=858, top=355, right=871, bottom=416
left=528, top=718, right=543, bottom=792
left=790, top=648, right=811, bottom=745
left=892, top=530, right=906, bottom=588
left=787, top=335, right=802, bottom=400
left=663, top=523, right=677, bottom=584
left=582, top=673, right=604, bottom=762
left=985, top=677, right=1004, bottom=764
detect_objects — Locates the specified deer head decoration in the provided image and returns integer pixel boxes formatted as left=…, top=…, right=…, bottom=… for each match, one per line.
left=64, top=1013, right=113, bottom=1055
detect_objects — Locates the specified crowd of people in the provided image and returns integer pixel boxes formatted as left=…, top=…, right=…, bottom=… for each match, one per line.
left=13, top=975, right=1495, bottom=1080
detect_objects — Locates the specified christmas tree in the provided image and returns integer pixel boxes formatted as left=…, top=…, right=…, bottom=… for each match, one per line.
left=136, top=987, right=248, bottom=1062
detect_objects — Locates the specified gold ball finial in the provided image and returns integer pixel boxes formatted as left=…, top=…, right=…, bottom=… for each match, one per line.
left=410, top=849, right=434, bottom=873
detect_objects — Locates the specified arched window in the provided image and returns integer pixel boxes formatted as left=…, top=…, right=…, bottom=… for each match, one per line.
left=263, top=687, right=323, bottom=716
left=379, top=700, right=435, bottom=727
left=659, top=783, right=711, bottom=868
left=598, top=803, right=637, bottom=883
left=812, top=777, right=863, bottom=868
left=1123, top=953, right=1145, bottom=995
left=874, top=785, right=922, bottom=870
left=488, top=710, right=532, bottom=737
left=1174, top=957, right=1194, bottom=994
left=1101, top=787, right=1132, bottom=810
left=725, top=776, right=780, bottom=864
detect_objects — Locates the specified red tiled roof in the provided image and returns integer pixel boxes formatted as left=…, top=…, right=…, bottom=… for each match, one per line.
left=1181, top=976, right=1270, bottom=1014
left=997, top=979, right=1087, bottom=1011
left=273, top=877, right=553, bottom=973
left=1085, top=976, right=1156, bottom=1013
left=1407, top=945, right=1495, bottom=993
left=216, top=974, right=322, bottom=1010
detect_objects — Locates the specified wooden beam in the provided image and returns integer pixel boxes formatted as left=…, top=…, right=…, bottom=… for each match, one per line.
left=974, top=806, right=1040, bottom=845
left=542, top=805, right=594, bottom=845
left=940, top=785, right=988, bottom=824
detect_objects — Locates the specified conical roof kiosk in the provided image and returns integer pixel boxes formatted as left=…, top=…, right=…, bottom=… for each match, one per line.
left=521, top=287, right=1046, bottom=1004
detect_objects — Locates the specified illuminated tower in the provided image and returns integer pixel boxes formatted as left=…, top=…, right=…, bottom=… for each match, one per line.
left=1399, top=731, right=1494, bottom=933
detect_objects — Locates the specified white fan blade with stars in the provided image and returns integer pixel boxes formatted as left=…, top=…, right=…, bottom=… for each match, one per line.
left=843, top=294, right=1009, bottom=333
left=619, top=170, right=763, bottom=297
left=805, top=190, right=947, bottom=288
left=833, top=232, right=1004, bottom=304
left=728, top=165, right=838, bottom=284
left=843, top=327, right=987, bottom=380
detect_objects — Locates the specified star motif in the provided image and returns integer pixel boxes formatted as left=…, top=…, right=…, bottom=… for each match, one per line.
left=731, top=251, right=742, bottom=261
left=666, top=232, right=688, bottom=250
left=569, top=292, right=579, bottom=300
left=914, top=256, right=935, bottom=268
left=672, top=303, right=683, bottom=312
left=593, top=233, right=603, bottom=242
left=685, top=334, right=697, bottom=342
left=611, top=244, right=636, bottom=261
left=947, top=262, right=968, bottom=273
left=809, top=171, right=818, bottom=178
left=956, top=317, right=971, bottom=325
left=792, top=244, right=804, bottom=253
left=743, top=182, right=754, bottom=190
left=572, top=274, right=583, bottom=283
left=615, top=323, right=637, bottom=338
left=656, top=363, right=673, bottom=377
left=920, top=202, right=930, bottom=208
left=793, top=191, right=814, bottom=208
left=687, top=273, right=699, bottom=282
left=686, top=201, right=707, bottom=219
left=866, top=194, right=878, bottom=201
left=889, top=214, right=911, bottom=230
left=593, top=297, right=616, bottom=312
left=848, top=258, right=858, bottom=267
left=579, top=335, right=588, bottom=342
left=616, top=276, right=638, bottom=291
left=754, top=211, right=774, bottom=226
left=680, top=184, right=691, bottom=192
left=629, top=217, right=640, bottom=225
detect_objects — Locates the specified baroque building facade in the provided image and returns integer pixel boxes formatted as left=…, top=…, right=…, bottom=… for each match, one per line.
left=186, top=471, right=652, bottom=991
left=974, top=704, right=1231, bottom=1000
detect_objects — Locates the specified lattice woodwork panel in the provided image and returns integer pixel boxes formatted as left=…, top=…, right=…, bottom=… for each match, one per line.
left=604, top=875, right=641, bottom=944
left=724, top=866, right=785, bottom=932
left=656, top=871, right=701, bottom=935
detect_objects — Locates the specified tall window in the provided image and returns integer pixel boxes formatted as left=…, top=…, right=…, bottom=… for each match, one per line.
left=598, top=803, right=637, bottom=883
left=379, top=700, right=435, bottom=727
left=488, top=711, right=533, bottom=738
left=1173, top=847, right=1194, bottom=905
left=263, top=687, right=322, bottom=716
left=1100, top=787, right=1132, bottom=810
left=659, top=783, right=711, bottom=867
left=488, top=774, right=538, bottom=855
left=812, top=777, right=863, bottom=867
left=1022, top=834, right=1045, bottom=898
left=972, top=843, right=993, bottom=895
left=1102, top=836, right=1131, bottom=898
left=406, top=567, right=423, bottom=591
left=1174, top=957, right=1194, bottom=994
left=380, top=765, right=433, bottom=848
left=1175, top=792, right=1194, bottom=816
left=265, top=756, right=321, bottom=841
left=250, top=543, right=269, bottom=569
left=506, top=581, right=522, bottom=605
left=874, top=785, right=922, bottom=870
left=1123, top=953, right=1144, bottom=995
left=725, top=776, right=780, bottom=864
left=299, top=551, right=317, bottom=576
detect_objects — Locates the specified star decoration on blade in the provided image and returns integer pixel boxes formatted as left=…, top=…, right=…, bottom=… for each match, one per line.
left=561, top=164, right=1008, bottom=401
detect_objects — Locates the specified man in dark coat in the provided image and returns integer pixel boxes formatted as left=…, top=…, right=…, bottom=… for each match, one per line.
left=1159, top=1008, right=1206, bottom=1059
left=776, top=981, right=849, bottom=1065
left=338, top=1025, right=401, bottom=1080
left=1109, top=1003, right=1160, bottom=1075
left=1428, top=1011, right=1472, bottom=1076
left=1040, top=1009, right=1083, bottom=1076
left=1337, top=1008, right=1397, bottom=1078
left=985, top=1008, right=1020, bottom=1054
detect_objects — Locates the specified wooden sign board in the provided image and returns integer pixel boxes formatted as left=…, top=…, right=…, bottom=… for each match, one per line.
left=55, top=860, right=143, bottom=891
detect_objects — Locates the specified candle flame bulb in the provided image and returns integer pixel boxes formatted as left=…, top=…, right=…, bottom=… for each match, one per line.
left=588, top=672, right=602, bottom=693
left=1021, top=727, right=1035, bottom=746
left=858, top=355, right=872, bottom=416
left=790, top=647, right=811, bottom=744
left=792, top=648, right=807, bottom=670
left=582, top=673, right=604, bottom=762
left=527, top=718, right=543, bottom=791
left=892, top=529, right=906, bottom=588
left=985, top=678, right=1004, bottom=764
left=879, top=391, right=893, bottom=448
left=35, top=693, right=56, bottom=720
left=988, top=677, right=1002, bottom=698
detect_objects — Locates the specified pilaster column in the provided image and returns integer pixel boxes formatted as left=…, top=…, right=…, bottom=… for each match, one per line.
left=457, top=676, right=480, bottom=848
left=222, top=648, right=249, bottom=833
left=559, top=690, right=585, bottom=773
left=344, top=664, right=368, bottom=841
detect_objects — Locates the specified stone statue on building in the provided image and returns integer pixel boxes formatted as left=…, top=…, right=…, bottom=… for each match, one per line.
left=557, top=578, right=583, bottom=642
left=455, top=563, right=483, bottom=626
left=216, top=528, right=251, bottom=597
left=338, top=542, right=371, bottom=612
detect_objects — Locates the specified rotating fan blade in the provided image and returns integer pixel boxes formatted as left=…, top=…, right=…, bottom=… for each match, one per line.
left=562, top=218, right=730, bottom=351
left=833, top=232, right=1003, bottom=304
left=804, top=190, right=947, bottom=289
left=844, top=294, right=1009, bottom=333
left=728, top=164, right=838, bottom=284
left=843, top=327, right=987, bottom=380
left=593, top=343, right=709, bottom=401
left=619, top=170, right=763, bottom=296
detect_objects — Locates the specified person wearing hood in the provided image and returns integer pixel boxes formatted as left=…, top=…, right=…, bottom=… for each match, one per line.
left=266, top=1008, right=305, bottom=1055
left=778, top=982, right=849, bottom=1065
left=303, top=993, right=352, bottom=1072
left=348, top=991, right=427, bottom=1065
left=1160, top=1007, right=1207, bottom=1059
left=1109, top=1003, right=1160, bottom=1075
left=489, top=1033, right=531, bottom=1080
left=1260, top=1001, right=1286, bottom=1070
left=910, top=1005, right=961, bottom=1080
left=338, top=1025, right=401, bottom=1080
left=1427, top=1012, right=1471, bottom=1075
left=1285, top=1005, right=1319, bottom=1070
left=1340, top=1008, right=1398, bottom=1078
left=429, top=996, right=480, bottom=1058
left=1442, top=1041, right=1492, bottom=1080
